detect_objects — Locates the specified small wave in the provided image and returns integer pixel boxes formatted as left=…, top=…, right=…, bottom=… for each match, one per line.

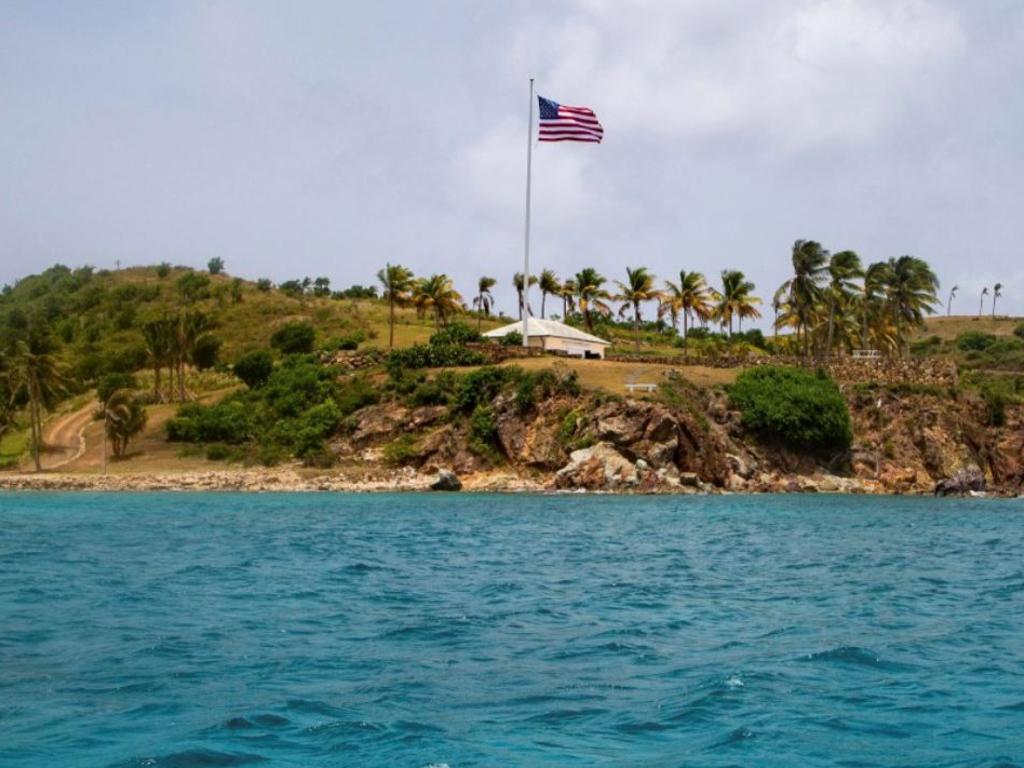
left=224, top=713, right=289, bottom=730
left=525, top=707, right=608, bottom=724
left=709, top=726, right=755, bottom=749
left=115, top=749, right=267, bottom=767
left=802, top=646, right=891, bottom=669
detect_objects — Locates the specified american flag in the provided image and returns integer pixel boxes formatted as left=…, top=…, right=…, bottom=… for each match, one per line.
left=537, top=95, right=603, bottom=143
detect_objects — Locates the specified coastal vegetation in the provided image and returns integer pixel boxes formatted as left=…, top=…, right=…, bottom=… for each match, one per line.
left=0, top=249, right=1018, bottom=490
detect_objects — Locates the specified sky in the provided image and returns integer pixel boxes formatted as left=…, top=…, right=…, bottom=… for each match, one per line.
left=2, top=0, right=1023, bottom=323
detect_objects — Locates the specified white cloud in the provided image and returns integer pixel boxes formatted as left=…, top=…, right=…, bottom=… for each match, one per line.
left=514, top=0, right=964, bottom=149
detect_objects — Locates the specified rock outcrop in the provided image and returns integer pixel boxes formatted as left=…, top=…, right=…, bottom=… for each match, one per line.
left=934, top=465, right=986, bottom=496
left=430, top=469, right=462, bottom=492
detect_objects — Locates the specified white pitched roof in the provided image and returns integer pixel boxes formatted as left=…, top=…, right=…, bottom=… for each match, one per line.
left=482, top=318, right=611, bottom=345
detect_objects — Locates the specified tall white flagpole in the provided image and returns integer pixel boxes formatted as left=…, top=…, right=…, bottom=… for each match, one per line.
left=522, top=78, right=534, bottom=347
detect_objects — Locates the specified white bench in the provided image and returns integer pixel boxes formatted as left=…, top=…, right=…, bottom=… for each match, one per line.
left=625, top=383, right=658, bottom=393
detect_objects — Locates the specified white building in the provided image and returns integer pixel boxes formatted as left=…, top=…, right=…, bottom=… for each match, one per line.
left=482, top=318, right=611, bottom=359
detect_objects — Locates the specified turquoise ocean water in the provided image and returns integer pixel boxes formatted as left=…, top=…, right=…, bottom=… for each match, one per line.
left=1, top=492, right=1022, bottom=767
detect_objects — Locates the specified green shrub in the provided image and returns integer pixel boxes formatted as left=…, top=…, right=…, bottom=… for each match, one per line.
left=515, top=367, right=580, bottom=412
left=155, top=262, right=171, bottom=278
left=256, top=278, right=273, bottom=293
left=453, top=366, right=514, bottom=413
left=1014, top=323, right=1024, bottom=340
left=408, top=372, right=457, bottom=407
left=979, top=381, right=1011, bottom=427
left=271, top=321, right=316, bottom=355
left=97, top=372, right=137, bottom=404
left=386, top=343, right=486, bottom=374
left=500, top=330, right=523, bottom=347
left=468, top=405, right=500, bottom=460
left=207, top=257, right=225, bottom=275
left=233, top=350, right=274, bottom=389
left=383, top=434, right=419, bottom=465
left=430, top=322, right=482, bottom=346
left=166, top=400, right=254, bottom=444
left=193, top=334, right=222, bottom=370
left=956, top=331, right=996, bottom=351
left=728, top=366, right=852, bottom=452
left=205, top=443, right=230, bottom=461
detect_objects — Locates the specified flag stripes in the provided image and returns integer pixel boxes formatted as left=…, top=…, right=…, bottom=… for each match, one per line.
left=537, top=96, right=603, bottom=143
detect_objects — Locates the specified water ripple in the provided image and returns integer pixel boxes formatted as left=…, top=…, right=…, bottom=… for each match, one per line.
left=1, top=491, right=1023, bottom=767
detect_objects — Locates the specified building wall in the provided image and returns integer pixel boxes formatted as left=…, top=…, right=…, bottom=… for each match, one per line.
left=541, top=335, right=606, bottom=359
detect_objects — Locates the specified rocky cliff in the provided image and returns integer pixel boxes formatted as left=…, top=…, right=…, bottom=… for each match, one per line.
left=334, top=375, right=1023, bottom=496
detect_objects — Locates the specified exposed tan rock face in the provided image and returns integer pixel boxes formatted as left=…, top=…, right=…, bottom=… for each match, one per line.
left=351, top=404, right=409, bottom=446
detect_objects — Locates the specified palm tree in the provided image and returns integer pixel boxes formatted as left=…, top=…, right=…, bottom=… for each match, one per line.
left=778, top=240, right=828, bottom=356
left=513, top=272, right=537, bottom=320
left=573, top=268, right=612, bottom=333
left=472, top=276, right=496, bottom=331
left=884, top=255, right=939, bottom=356
left=979, top=287, right=989, bottom=317
left=141, top=317, right=175, bottom=402
left=10, top=336, right=67, bottom=471
left=992, top=283, right=1003, bottom=317
left=947, top=285, right=958, bottom=316
left=560, top=278, right=577, bottom=319
left=714, top=270, right=761, bottom=336
left=823, top=250, right=864, bottom=359
left=173, top=311, right=211, bottom=402
left=662, top=271, right=712, bottom=356
left=614, top=267, right=660, bottom=350
left=102, top=388, right=148, bottom=470
left=414, top=274, right=463, bottom=328
left=377, top=264, right=415, bottom=349
left=538, top=269, right=561, bottom=319
left=860, top=261, right=892, bottom=351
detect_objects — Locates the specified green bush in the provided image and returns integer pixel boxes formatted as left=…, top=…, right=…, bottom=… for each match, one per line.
left=453, top=366, right=515, bottom=413
left=408, top=371, right=458, bottom=407
left=1014, top=323, right=1024, bottom=340
left=166, top=400, right=255, bottom=444
left=430, top=322, right=482, bottom=346
left=383, top=434, right=419, bottom=465
left=271, top=321, right=316, bottom=355
left=155, top=262, right=171, bottom=278
left=256, top=278, right=273, bottom=293
left=728, top=366, right=852, bottom=452
left=233, top=350, right=274, bottom=389
left=97, top=372, right=137, bottom=404
left=193, top=334, right=222, bottom=370
left=205, top=443, right=230, bottom=461
left=956, top=331, right=997, bottom=351
left=207, top=257, right=225, bottom=275
left=979, top=381, right=1011, bottom=427
left=500, top=330, right=523, bottom=347
left=468, top=405, right=500, bottom=460
left=386, top=343, right=486, bottom=374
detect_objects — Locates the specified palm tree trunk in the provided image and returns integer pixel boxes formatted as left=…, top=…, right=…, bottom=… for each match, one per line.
left=153, top=364, right=161, bottom=402
left=824, top=297, right=836, bottom=363
left=388, top=296, right=396, bottom=349
left=683, top=310, right=689, bottom=358
left=541, top=291, right=546, bottom=319
left=633, top=303, right=640, bottom=351
left=477, top=294, right=482, bottom=332
left=31, top=395, right=41, bottom=472
left=584, top=308, right=593, bottom=332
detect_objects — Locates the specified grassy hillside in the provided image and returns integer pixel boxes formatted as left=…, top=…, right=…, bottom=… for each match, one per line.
left=0, top=264, right=508, bottom=380
left=918, top=315, right=1023, bottom=340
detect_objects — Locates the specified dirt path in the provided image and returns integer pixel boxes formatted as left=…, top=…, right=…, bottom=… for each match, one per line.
left=34, top=403, right=95, bottom=470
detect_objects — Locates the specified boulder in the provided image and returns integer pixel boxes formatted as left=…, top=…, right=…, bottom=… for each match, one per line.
left=554, top=442, right=638, bottom=490
left=430, top=469, right=462, bottom=491
left=934, top=465, right=986, bottom=497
